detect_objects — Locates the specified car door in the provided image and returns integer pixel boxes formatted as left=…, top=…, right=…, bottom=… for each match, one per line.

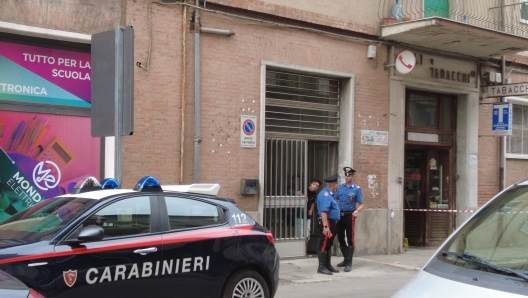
left=54, top=195, right=162, bottom=298
left=157, top=195, right=239, bottom=297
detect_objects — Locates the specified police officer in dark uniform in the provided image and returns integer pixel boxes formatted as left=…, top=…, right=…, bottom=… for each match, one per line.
left=336, top=166, right=363, bottom=272
left=315, top=174, right=340, bottom=275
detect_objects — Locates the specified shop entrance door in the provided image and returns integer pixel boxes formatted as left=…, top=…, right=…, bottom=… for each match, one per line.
left=404, top=147, right=454, bottom=247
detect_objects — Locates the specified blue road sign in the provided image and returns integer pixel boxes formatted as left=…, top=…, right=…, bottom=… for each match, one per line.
left=492, top=103, right=512, bottom=136
left=243, top=119, right=255, bottom=136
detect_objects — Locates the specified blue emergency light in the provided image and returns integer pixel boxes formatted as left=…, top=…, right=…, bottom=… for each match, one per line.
left=133, top=176, right=162, bottom=192
left=100, top=178, right=120, bottom=189
left=71, top=176, right=102, bottom=194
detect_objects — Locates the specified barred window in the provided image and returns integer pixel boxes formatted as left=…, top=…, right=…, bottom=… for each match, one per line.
left=506, top=102, right=528, bottom=155
left=521, top=0, right=528, bottom=23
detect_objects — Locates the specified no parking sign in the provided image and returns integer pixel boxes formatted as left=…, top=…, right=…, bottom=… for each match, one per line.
left=240, top=115, right=257, bottom=148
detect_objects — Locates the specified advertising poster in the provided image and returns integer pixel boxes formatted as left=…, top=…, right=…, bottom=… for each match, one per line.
left=0, top=111, right=100, bottom=220
left=0, top=41, right=91, bottom=107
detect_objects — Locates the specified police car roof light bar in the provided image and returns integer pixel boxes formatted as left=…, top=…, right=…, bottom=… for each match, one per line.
left=100, top=178, right=120, bottom=189
left=162, top=184, right=220, bottom=196
left=71, top=176, right=103, bottom=194
left=134, top=176, right=163, bottom=192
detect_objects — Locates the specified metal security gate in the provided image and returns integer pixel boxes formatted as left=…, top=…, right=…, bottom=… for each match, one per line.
left=264, top=139, right=307, bottom=242
left=263, top=70, right=340, bottom=257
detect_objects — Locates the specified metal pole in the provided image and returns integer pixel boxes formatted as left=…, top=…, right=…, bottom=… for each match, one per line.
left=114, top=27, right=124, bottom=185
left=194, top=1, right=201, bottom=183
left=388, top=208, right=391, bottom=255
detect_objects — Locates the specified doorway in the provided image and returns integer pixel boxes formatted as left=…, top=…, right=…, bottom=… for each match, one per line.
left=404, top=147, right=454, bottom=246
left=403, top=90, right=456, bottom=247
left=263, top=138, right=338, bottom=256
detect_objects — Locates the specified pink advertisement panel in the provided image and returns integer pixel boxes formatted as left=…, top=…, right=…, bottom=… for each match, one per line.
left=0, top=41, right=91, bottom=106
left=0, top=110, right=100, bottom=220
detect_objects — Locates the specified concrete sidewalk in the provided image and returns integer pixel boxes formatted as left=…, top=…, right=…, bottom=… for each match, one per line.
left=279, top=247, right=437, bottom=285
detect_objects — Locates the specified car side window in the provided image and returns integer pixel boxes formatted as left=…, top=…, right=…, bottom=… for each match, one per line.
left=163, top=196, right=220, bottom=230
left=82, top=196, right=151, bottom=239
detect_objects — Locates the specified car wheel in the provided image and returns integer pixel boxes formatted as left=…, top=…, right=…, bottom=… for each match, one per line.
left=222, top=269, right=270, bottom=298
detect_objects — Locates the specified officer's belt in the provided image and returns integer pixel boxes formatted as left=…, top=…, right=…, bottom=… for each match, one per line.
left=318, top=217, right=338, bottom=223
left=340, top=211, right=355, bottom=216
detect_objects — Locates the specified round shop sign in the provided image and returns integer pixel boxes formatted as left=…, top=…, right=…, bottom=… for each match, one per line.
left=395, top=50, right=416, bottom=74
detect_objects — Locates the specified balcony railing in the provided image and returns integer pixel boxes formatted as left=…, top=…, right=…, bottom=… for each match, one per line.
left=379, top=0, right=528, bottom=37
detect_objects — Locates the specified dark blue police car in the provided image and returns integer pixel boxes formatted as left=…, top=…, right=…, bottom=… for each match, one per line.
left=0, top=176, right=279, bottom=298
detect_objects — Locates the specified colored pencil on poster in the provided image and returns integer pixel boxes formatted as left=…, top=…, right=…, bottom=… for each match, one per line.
left=0, top=122, right=5, bottom=144
left=26, top=118, right=43, bottom=153
left=1, top=118, right=13, bottom=149
left=17, top=116, right=36, bottom=153
left=13, top=122, right=29, bottom=153
left=30, top=124, right=50, bottom=156
left=8, top=121, right=25, bottom=151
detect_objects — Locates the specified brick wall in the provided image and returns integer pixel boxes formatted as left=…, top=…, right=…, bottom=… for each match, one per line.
left=1, top=0, right=121, bottom=33
left=478, top=99, right=500, bottom=205
left=208, top=0, right=379, bottom=36
left=125, top=1, right=390, bottom=210
left=123, top=2, right=185, bottom=187
left=479, top=65, right=528, bottom=203
left=1, top=0, right=391, bottom=210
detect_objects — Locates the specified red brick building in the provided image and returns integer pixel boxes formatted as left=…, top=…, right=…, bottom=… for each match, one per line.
left=2, top=0, right=528, bottom=258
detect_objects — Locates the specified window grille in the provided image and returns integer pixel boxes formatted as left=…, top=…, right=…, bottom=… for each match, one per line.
left=265, top=70, right=340, bottom=141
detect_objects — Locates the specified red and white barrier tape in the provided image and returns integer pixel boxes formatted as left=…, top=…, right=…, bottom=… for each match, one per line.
left=390, top=208, right=475, bottom=213
left=390, top=208, right=528, bottom=214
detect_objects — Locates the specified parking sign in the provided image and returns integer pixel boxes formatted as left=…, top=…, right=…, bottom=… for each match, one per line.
left=492, top=103, right=512, bottom=136
left=240, top=115, right=257, bottom=148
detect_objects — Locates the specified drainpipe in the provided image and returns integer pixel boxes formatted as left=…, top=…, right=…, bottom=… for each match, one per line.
left=499, top=55, right=506, bottom=190
left=180, top=6, right=187, bottom=184
left=194, top=0, right=201, bottom=183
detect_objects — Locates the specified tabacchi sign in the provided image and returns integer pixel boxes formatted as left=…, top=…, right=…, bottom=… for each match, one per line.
left=487, top=83, right=528, bottom=97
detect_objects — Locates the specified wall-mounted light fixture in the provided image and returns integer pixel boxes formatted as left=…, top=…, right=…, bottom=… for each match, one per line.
left=367, top=44, right=377, bottom=59
left=200, top=27, right=235, bottom=36
left=396, top=177, right=403, bottom=183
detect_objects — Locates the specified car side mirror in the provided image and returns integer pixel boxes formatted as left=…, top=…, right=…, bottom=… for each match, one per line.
left=77, top=225, right=104, bottom=242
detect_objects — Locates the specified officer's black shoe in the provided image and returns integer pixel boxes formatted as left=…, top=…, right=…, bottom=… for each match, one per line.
left=325, top=251, right=339, bottom=273
left=317, top=264, right=333, bottom=275
left=344, top=246, right=355, bottom=272
left=344, top=263, right=351, bottom=272
left=326, top=264, right=339, bottom=273
left=337, top=245, right=348, bottom=267
left=317, top=252, right=333, bottom=275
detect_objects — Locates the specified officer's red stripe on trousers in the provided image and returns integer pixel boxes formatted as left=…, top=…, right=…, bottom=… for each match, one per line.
left=321, top=235, right=329, bottom=252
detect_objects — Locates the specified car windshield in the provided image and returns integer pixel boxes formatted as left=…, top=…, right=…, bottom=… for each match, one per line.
left=438, top=184, right=528, bottom=274
left=0, top=196, right=96, bottom=245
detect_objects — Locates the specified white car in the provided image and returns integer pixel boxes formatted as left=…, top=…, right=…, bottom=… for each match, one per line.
left=392, top=179, right=528, bottom=298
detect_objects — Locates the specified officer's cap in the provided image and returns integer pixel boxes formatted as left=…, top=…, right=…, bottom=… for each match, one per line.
left=343, top=166, right=356, bottom=176
left=324, top=174, right=339, bottom=183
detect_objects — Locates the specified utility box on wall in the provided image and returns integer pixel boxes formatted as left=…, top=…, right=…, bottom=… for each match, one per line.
left=240, top=179, right=259, bottom=195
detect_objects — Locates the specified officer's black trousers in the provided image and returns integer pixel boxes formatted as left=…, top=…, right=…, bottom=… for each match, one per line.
left=337, top=214, right=356, bottom=247
left=318, top=219, right=337, bottom=252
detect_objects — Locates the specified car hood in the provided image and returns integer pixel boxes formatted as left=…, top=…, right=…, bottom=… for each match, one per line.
left=0, top=241, right=53, bottom=265
left=391, top=270, right=527, bottom=298
left=0, top=239, right=30, bottom=249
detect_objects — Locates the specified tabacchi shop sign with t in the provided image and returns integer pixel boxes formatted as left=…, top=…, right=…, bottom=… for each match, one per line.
left=487, top=83, right=528, bottom=97
left=393, top=49, right=478, bottom=89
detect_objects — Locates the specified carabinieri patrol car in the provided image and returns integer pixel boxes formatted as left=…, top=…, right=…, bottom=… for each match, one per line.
left=0, top=176, right=279, bottom=298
